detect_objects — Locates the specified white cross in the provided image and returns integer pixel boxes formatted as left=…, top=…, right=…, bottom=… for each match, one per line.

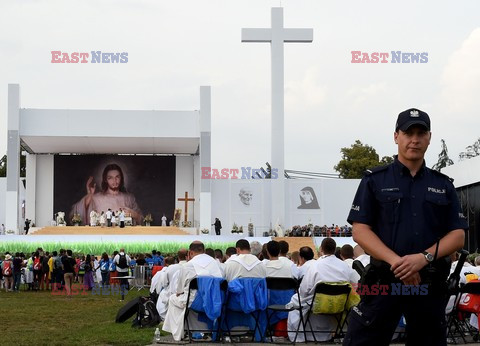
left=242, top=7, right=313, bottom=227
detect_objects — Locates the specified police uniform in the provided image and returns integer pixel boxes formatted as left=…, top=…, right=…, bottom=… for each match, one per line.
left=343, top=157, right=468, bottom=345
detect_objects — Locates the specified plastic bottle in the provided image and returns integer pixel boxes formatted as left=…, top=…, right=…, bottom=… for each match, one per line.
left=154, top=327, right=161, bottom=342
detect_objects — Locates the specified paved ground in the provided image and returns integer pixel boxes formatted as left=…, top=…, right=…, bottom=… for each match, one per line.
left=146, top=335, right=462, bottom=345
left=146, top=334, right=480, bottom=346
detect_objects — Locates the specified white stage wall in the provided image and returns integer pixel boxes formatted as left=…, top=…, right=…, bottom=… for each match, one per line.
left=211, top=178, right=360, bottom=234
left=35, top=154, right=54, bottom=228
left=0, top=177, right=26, bottom=233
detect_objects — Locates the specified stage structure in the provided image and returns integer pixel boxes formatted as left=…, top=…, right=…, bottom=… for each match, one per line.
left=5, top=84, right=212, bottom=234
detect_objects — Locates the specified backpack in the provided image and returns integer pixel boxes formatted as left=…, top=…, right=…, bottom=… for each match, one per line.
left=2, top=261, right=12, bottom=276
left=118, top=254, right=128, bottom=269
left=55, top=256, right=63, bottom=270
left=131, top=296, right=161, bottom=328
left=33, top=257, right=42, bottom=271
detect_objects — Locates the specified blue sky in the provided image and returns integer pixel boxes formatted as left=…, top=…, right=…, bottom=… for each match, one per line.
left=1, top=0, right=479, bottom=174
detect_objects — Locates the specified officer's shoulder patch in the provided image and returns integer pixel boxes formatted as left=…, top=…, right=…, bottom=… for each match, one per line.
left=430, top=169, right=454, bottom=183
left=364, top=165, right=389, bottom=176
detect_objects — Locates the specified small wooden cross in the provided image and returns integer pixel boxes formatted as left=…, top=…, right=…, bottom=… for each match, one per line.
left=177, top=191, right=195, bottom=223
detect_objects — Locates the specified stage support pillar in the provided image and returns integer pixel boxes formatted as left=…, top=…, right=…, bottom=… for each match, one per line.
left=25, top=153, right=37, bottom=225
left=6, top=84, right=21, bottom=234
left=199, top=86, right=212, bottom=231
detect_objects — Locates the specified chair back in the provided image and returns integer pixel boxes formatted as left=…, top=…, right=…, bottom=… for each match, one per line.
left=266, top=277, right=298, bottom=291
left=188, top=277, right=199, bottom=290
left=312, top=282, right=351, bottom=315
left=461, top=281, right=480, bottom=295
left=188, top=276, right=227, bottom=319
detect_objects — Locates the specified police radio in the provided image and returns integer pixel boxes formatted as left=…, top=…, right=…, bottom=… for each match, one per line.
left=447, top=249, right=469, bottom=294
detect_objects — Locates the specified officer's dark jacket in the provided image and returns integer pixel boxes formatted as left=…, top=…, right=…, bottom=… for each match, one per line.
left=348, top=157, right=468, bottom=257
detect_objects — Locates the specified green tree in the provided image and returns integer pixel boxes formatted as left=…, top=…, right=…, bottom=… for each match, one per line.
left=459, top=138, right=480, bottom=160
left=334, top=140, right=387, bottom=179
left=432, top=139, right=454, bottom=172
left=380, top=155, right=394, bottom=165
left=0, top=154, right=26, bottom=177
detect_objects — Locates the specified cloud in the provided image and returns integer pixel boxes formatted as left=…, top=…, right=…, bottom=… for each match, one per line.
left=346, top=82, right=388, bottom=110
left=285, top=66, right=327, bottom=113
left=441, top=28, right=480, bottom=112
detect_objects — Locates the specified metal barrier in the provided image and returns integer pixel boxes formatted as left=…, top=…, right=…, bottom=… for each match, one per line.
left=131, top=265, right=152, bottom=290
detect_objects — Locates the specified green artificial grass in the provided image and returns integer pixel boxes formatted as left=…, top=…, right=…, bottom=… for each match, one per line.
left=1, top=286, right=157, bottom=346
left=0, top=240, right=236, bottom=256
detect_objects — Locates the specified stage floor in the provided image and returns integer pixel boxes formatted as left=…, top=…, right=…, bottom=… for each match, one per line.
left=31, top=226, right=190, bottom=236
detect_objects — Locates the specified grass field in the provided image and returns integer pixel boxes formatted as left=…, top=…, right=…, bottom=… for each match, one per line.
left=1, top=285, right=156, bottom=346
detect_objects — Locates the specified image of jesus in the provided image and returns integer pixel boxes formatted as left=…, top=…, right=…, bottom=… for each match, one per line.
left=70, top=163, right=143, bottom=225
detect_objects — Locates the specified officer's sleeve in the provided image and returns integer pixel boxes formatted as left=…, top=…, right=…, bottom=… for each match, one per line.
left=445, top=181, right=469, bottom=232
left=347, top=177, right=375, bottom=226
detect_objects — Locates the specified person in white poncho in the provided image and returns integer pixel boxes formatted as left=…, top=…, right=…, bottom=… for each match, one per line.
left=162, top=242, right=223, bottom=341
left=224, top=239, right=266, bottom=281
left=287, top=238, right=357, bottom=342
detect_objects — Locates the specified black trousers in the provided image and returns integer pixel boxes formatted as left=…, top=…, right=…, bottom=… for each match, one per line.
left=215, top=227, right=221, bottom=235
left=343, top=287, right=447, bottom=346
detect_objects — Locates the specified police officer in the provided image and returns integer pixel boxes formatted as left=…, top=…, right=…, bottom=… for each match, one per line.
left=344, top=108, right=468, bottom=346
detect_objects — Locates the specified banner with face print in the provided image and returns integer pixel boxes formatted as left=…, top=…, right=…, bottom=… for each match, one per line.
left=54, top=155, right=176, bottom=226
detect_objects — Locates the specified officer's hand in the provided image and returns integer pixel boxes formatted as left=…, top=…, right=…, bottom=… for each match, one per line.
left=391, top=254, right=426, bottom=281
left=402, top=272, right=421, bottom=286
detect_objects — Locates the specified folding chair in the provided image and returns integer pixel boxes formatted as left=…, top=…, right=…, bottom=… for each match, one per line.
left=223, top=277, right=268, bottom=342
left=184, top=277, right=228, bottom=342
left=265, top=277, right=307, bottom=344
left=304, top=282, right=352, bottom=342
left=447, top=281, right=480, bottom=343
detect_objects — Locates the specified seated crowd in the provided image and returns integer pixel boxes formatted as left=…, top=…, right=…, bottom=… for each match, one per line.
left=286, top=224, right=352, bottom=237
left=151, top=238, right=366, bottom=342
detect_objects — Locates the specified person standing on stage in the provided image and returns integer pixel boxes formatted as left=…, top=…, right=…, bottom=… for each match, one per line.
left=106, top=209, right=112, bottom=227
left=119, top=208, right=125, bottom=228
left=24, top=219, right=31, bottom=235
left=213, top=217, right=222, bottom=235
left=344, top=108, right=468, bottom=346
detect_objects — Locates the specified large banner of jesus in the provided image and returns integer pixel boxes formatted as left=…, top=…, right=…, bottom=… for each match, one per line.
left=54, top=155, right=176, bottom=226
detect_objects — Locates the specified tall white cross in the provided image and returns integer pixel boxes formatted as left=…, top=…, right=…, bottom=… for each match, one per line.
left=242, top=7, right=313, bottom=228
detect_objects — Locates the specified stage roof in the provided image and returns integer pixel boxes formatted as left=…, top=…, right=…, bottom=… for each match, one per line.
left=19, top=109, right=200, bottom=155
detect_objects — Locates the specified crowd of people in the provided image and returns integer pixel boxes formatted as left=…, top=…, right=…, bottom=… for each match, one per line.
left=151, top=238, right=368, bottom=342
left=0, top=248, right=166, bottom=296
left=85, top=208, right=127, bottom=228
left=286, top=224, right=352, bottom=237
left=2, top=238, right=479, bottom=342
